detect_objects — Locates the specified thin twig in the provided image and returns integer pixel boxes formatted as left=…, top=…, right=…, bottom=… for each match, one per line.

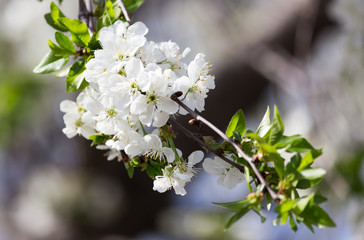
left=167, top=117, right=244, bottom=173
left=119, top=0, right=131, bottom=22
left=78, top=0, right=94, bottom=34
left=88, top=0, right=96, bottom=32
left=171, top=92, right=279, bottom=201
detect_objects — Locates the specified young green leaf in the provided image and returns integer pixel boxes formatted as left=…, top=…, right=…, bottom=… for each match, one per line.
left=289, top=214, right=298, bottom=232
left=89, top=133, right=111, bottom=146
left=300, top=168, right=326, bottom=180
left=268, top=153, right=285, bottom=179
left=125, top=162, right=134, bottom=178
left=58, top=18, right=91, bottom=46
left=256, top=106, right=271, bottom=138
left=293, top=194, right=314, bottom=214
left=269, top=106, right=284, bottom=145
left=297, top=149, right=323, bottom=171
left=226, top=109, right=246, bottom=138
left=146, top=161, right=163, bottom=180
left=65, top=58, right=88, bottom=92
left=45, top=2, right=68, bottom=31
left=302, top=204, right=336, bottom=229
left=224, top=206, right=251, bottom=231
left=55, top=32, right=75, bottom=53
left=244, top=166, right=253, bottom=192
left=214, top=199, right=254, bottom=212
left=97, top=10, right=112, bottom=31
left=33, top=51, right=69, bottom=74
left=48, top=40, right=74, bottom=57
left=123, top=0, right=145, bottom=13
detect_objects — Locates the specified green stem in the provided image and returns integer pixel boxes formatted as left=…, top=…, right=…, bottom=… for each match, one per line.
left=167, top=136, right=180, bottom=162
left=139, top=121, right=147, bottom=136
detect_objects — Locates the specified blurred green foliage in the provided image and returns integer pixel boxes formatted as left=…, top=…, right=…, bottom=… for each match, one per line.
left=0, top=72, right=44, bottom=147
left=0, top=36, right=45, bottom=147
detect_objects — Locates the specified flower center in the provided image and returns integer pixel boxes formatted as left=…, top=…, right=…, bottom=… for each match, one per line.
left=147, top=94, right=157, bottom=103
left=107, top=107, right=117, bottom=117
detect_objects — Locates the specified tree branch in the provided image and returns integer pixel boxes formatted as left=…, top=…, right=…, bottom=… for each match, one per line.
left=167, top=117, right=245, bottom=173
left=171, top=92, right=279, bottom=201
left=119, top=0, right=131, bottom=22
left=78, top=0, right=95, bottom=33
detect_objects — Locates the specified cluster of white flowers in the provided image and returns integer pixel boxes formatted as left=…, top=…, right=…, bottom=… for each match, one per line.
left=60, top=20, right=243, bottom=195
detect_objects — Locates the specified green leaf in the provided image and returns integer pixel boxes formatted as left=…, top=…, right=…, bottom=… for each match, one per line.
left=289, top=214, right=298, bottom=232
left=302, top=205, right=336, bottom=228
left=226, top=109, right=246, bottom=138
left=106, top=0, right=116, bottom=19
left=269, top=106, right=284, bottom=145
left=275, top=200, right=295, bottom=214
left=123, top=0, right=145, bottom=13
left=48, top=40, right=73, bottom=57
left=97, top=10, right=112, bottom=31
left=244, top=166, right=253, bottom=192
left=269, top=153, right=285, bottom=180
left=45, top=2, right=68, bottom=32
left=273, top=213, right=290, bottom=226
left=297, top=149, right=323, bottom=171
left=58, top=18, right=91, bottom=46
left=300, top=168, right=326, bottom=180
left=33, top=51, right=69, bottom=74
left=87, top=34, right=102, bottom=51
left=96, top=0, right=122, bottom=31
left=293, top=194, right=314, bottom=214
left=259, top=143, right=277, bottom=153
left=256, top=106, right=271, bottom=138
left=224, top=205, right=251, bottom=231
left=275, top=135, right=315, bottom=153
left=125, top=163, right=134, bottom=178
left=55, top=32, right=75, bottom=53
left=245, top=130, right=265, bottom=144
left=66, top=58, right=88, bottom=92
left=251, top=204, right=266, bottom=223
left=146, top=161, right=163, bottom=180
left=286, top=137, right=315, bottom=153
left=89, top=133, right=111, bottom=146
left=214, top=199, right=254, bottom=212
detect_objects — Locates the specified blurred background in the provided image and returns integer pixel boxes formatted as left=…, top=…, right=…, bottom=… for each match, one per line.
left=0, top=0, right=363, bottom=239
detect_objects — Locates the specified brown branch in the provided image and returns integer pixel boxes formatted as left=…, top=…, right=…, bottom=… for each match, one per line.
left=78, top=0, right=95, bottom=33
left=171, top=92, right=279, bottom=201
left=167, top=117, right=245, bottom=173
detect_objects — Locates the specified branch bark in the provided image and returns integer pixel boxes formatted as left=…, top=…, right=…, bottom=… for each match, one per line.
left=167, top=117, right=245, bottom=173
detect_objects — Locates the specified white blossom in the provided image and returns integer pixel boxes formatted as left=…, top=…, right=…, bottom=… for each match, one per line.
left=153, top=150, right=204, bottom=196
left=60, top=20, right=216, bottom=195
left=203, top=156, right=244, bottom=189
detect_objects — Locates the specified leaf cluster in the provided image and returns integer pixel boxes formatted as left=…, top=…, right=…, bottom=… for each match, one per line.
left=33, top=0, right=144, bottom=92
left=217, top=106, right=335, bottom=232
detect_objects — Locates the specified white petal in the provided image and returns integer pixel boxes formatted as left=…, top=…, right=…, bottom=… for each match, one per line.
left=144, top=134, right=162, bottom=149
left=125, top=57, right=144, bottom=79
left=60, top=100, right=77, bottom=113
left=202, top=158, right=226, bottom=175
left=130, top=95, right=148, bottom=114
left=128, top=21, right=148, bottom=36
left=188, top=150, right=204, bottom=166
left=157, top=97, right=178, bottom=114
left=163, top=148, right=175, bottom=163
left=152, top=111, right=169, bottom=128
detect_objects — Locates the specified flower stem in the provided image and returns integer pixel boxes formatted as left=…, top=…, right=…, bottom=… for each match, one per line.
left=167, top=135, right=180, bottom=162
left=139, top=121, right=147, bottom=136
